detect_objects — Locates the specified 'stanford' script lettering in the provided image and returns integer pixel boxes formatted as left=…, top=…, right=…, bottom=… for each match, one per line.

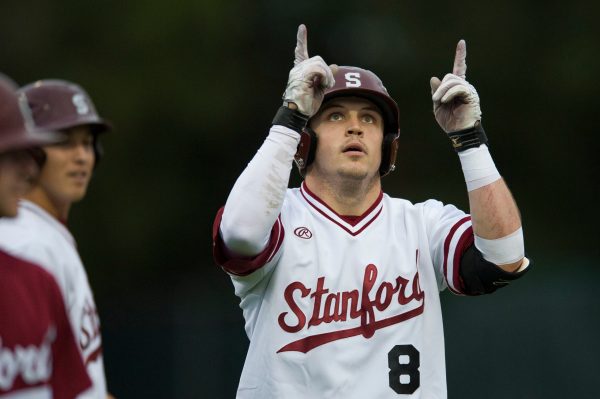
left=0, top=326, right=55, bottom=390
left=277, top=264, right=425, bottom=353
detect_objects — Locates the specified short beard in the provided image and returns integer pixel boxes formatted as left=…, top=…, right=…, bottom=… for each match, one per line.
left=334, top=166, right=380, bottom=196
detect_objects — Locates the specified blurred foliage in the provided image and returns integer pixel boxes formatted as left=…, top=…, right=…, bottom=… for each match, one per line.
left=1, top=0, right=598, bottom=397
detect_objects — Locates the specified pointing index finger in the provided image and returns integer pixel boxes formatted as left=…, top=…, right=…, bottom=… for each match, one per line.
left=294, top=24, right=309, bottom=66
left=452, top=39, right=467, bottom=79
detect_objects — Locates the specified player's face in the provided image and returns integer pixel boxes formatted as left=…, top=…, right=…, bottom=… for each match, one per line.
left=0, top=150, right=39, bottom=217
left=309, top=97, right=384, bottom=181
left=37, top=126, right=95, bottom=206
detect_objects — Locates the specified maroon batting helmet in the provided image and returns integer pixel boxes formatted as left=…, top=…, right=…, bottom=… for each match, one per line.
left=0, top=75, right=61, bottom=154
left=294, top=66, right=400, bottom=177
left=18, top=80, right=111, bottom=163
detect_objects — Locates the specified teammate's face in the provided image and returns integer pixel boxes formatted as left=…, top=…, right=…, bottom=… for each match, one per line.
left=37, top=126, right=95, bottom=207
left=0, top=151, right=39, bottom=217
left=309, top=97, right=384, bottom=181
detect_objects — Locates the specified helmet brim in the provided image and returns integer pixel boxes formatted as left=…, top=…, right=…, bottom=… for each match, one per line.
left=321, top=88, right=400, bottom=137
left=37, top=118, right=112, bottom=136
left=0, top=128, right=63, bottom=154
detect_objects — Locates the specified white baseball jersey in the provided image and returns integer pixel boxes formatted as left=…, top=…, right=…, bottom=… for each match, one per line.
left=0, top=200, right=107, bottom=399
left=214, top=182, right=474, bottom=399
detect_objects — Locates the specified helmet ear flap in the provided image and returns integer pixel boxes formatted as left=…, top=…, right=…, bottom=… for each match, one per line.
left=294, top=127, right=318, bottom=178
left=295, top=129, right=399, bottom=177
left=380, top=133, right=399, bottom=176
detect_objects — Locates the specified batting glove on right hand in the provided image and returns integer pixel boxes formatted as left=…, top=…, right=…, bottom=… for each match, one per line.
left=282, top=24, right=336, bottom=118
left=430, top=40, right=482, bottom=133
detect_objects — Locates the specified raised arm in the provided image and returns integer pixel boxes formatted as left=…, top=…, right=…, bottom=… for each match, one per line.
left=219, top=24, right=334, bottom=258
left=430, top=40, right=526, bottom=273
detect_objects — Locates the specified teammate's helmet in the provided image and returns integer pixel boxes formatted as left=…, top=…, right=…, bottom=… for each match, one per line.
left=294, top=66, right=400, bottom=178
left=18, top=80, right=111, bottom=163
left=0, top=75, right=60, bottom=154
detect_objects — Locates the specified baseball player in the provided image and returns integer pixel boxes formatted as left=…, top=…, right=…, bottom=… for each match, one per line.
left=213, top=24, right=531, bottom=398
left=0, top=80, right=113, bottom=399
left=0, top=74, right=92, bottom=398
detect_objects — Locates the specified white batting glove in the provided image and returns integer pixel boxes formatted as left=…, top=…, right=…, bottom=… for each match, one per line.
left=282, top=24, right=336, bottom=118
left=430, top=40, right=482, bottom=133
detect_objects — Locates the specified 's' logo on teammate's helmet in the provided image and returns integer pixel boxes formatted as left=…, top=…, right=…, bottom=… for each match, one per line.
left=72, top=94, right=90, bottom=115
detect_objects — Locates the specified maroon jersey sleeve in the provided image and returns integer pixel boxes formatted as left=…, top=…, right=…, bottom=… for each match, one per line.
left=212, top=206, right=285, bottom=276
left=0, top=250, right=92, bottom=398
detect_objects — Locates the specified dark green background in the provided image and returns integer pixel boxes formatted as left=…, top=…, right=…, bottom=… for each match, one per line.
left=1, top=0, right=598, bottom=397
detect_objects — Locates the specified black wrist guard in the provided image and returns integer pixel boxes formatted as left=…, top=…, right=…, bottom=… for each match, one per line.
left=448, top=121, right=488, bottom=152
left=272, top=106, right=309, bottom=134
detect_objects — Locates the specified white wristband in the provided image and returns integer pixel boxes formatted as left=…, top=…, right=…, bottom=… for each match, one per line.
left=458, top=144, right=501, bottom=191
left=474, top=227, right=525, bottom=265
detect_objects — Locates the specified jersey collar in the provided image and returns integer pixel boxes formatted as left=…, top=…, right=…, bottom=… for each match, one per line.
left=300, top=181, right=383, bottom=236
left=20, top=199, right=76, bottom=247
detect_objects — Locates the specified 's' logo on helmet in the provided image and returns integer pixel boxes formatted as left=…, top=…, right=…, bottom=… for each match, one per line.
left=72, top=94, right=90, bottom=115
left=345, top=72, right=361, bottom=88
left=294, top=227, right=313, bottom=239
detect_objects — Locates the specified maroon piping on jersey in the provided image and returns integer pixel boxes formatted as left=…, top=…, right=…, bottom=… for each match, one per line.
left=300, top=182, right=383, bottom=236
left=442, top=216, right=473, bottom=295
left=212, top=207, right=285, bottom=276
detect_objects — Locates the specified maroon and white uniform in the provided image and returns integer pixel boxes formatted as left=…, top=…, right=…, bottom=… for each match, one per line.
left=214, top=42, right=529, bottom=395
left=0, top=249, right=91, bottom=398
left=214, top=179, right=474, bottom=398
left=0, top=201, right=106, bottom=399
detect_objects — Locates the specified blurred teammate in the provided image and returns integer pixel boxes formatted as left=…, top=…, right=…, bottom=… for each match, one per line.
left=213, top=24, right=530, bottom=398
left=0, top=80, right=113, bottom=399
left=0, top=74, right=92, bottom=398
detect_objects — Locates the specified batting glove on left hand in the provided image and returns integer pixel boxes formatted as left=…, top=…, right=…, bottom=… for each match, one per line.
left=282, top=24, right=336, bottom=118
left=430, top=40, right=482, bottom=133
